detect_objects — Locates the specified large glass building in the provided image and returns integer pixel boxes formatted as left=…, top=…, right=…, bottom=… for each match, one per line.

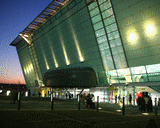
left=10, top=0, right=160, bottom=105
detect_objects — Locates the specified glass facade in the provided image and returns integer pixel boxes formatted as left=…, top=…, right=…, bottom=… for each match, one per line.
left=12, top=0, right=160, bottom=96
left=87, top=0, right=130, bottom=84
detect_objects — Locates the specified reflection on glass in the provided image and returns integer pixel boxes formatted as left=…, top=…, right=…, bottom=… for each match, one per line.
left=146, top=64, right=160, bottom=73
left=130, top=66, right=146, bottom=74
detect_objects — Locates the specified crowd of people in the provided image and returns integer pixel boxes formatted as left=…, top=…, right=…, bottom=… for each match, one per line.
left=137, top=96, right=153, bottom=112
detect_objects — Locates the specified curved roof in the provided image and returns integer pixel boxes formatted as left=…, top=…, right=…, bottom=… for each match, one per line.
left=10, top=0, right=69, bottom=46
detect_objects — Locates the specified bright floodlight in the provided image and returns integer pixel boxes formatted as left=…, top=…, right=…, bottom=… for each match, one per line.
left=129, top=33, right=136, bottom=41
left=146, top=25, right=153, bottom=33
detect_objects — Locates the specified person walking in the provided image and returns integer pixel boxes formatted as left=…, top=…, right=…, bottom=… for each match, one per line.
left=38, top=92, right=41, bottom=98
left=12, top=90, right=18, bottom=104
left=141, top=97, right=145, bottom=112
left=148, top=96, right=153, bottom=112
left=115, top=95, right=117, bottom=104
left=82, top=93, right=86, bottom=105
left=144, top=96, right=149, bottom=112
left=86, top=94, right=91, bottom=109
left=137, top=96, right=142, bottom=111
left=10, top=89, right=16, bottom=104
left=129, top=94, right=132, bottom=105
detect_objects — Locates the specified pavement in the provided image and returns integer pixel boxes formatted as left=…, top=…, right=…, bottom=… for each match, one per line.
left=0, top=96, right=160, bottom=128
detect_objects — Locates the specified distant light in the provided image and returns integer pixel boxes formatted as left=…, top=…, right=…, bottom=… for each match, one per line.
left=0, top=90, right=2, bottom=93
left=98, top=107, right=102, bottom=109
left=116, top=110, right=122, bottom=112
left=24, top=34, right=29, bottom=37
left=25, top=91, right=28, bottom=97
left=6, top=90, right=11, bottom=96
left=142, top=113, right=149, bottom=115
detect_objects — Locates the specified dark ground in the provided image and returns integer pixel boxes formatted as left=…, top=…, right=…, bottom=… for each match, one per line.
left=1, top=109, right=160, bottom=128
left=0, top=96, right=160, bottom=128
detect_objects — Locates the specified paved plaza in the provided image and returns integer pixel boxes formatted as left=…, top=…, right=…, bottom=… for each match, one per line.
left=0, top=96, right=160, bottom=128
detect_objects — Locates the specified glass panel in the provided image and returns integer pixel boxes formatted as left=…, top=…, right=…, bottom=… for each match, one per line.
left=117, top=68, right=131, bottom=76
left=103, top=42, right=109, bottom=49
left=98, top=0, right=107, bottom=5
left=111, top=47, right=124, bottom=57
left=109, top=70, right=117, bottom=76
left=108, top=30, right=120, bottom=40
left=106, top=56, right=115, bottom=70
left=101, top=49, right=111, bottom=56
left=102, top=8, right=114, bottom=19
left=117, top=46, right=124, bottom=53
left=111, top=47, right=118, bottom=55
left=130, top=66, right=146, bottom=75
left=146, top=64, right=160, bottom=73
left=99, top=43, right=105, bottom=51
left=104, top=15, right=116, bottom=26
left=88, top=2, right=98, bottom=11
left=132, top=74, right=148, bottom=82
left=113, top=55, right=127, bottom=69
left=95, top=28, right=105, bottom=37
left=68, top=1, right=75, bottom=9
left=93, top=21, right=103, bottom=31
left=109, top=38, right=122, bottom=47
left=100, top=2, right=111, bottom=12
left=106, top=23, right=118, bottom=33
left=148, top=73, right=160, bottom=82
left=97, top=35, right=108, bottom=44
left=91, top=14, right=102, bottom=24
left=90, top=7, right=100, bottom=17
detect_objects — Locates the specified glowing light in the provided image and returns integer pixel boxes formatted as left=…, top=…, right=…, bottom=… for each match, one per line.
left=50, top=45, right=59, bottom=68
left=19, top=33, right=31, bottom=45
left=146, top=25, right=153, bottom=33
left=142, top=113, right=149, bottom=115
left=40, top=42, right=50, bottom=70
left=42, top=90, right=45, bottom=97
left=30, top=64, right=33, bottom=69
left=29, top=66, right=31, bottom=72
left=27, top=68, right=29, bottom=73
left=24, top=69, right=26, bottom=74
left=6, top=90, right=11, bottom=96
left=70, top=20, right=84, bottom=62
left=129, top=33, right=136, bottom=41
left=25, top=91, right=28, bottom=97
left=24, top=34, right=29, bottom=37
left=116, top=110, right=122, bottom=112
left=60, top=37, right=70, bottom=65
left=144, top=21, right=156, bottom=37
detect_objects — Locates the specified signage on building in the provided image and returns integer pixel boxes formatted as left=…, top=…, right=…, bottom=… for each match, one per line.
left=109, top=86, right=115, bottom=90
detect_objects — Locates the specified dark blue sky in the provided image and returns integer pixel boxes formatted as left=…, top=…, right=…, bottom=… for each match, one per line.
left=0, top=0, right=52, bottom=84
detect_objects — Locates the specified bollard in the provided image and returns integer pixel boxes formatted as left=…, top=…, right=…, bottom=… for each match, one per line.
left=97, top=96, right=99, bottom=111
left=51, top=90, right=54, bottom=110
left=78, top=94, right=80, bottom=110
left=155, top=98, right=157, bottom=115
left=18, top=91, right=21, bottom=110
left=122, top=97, right=125, bottom=115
